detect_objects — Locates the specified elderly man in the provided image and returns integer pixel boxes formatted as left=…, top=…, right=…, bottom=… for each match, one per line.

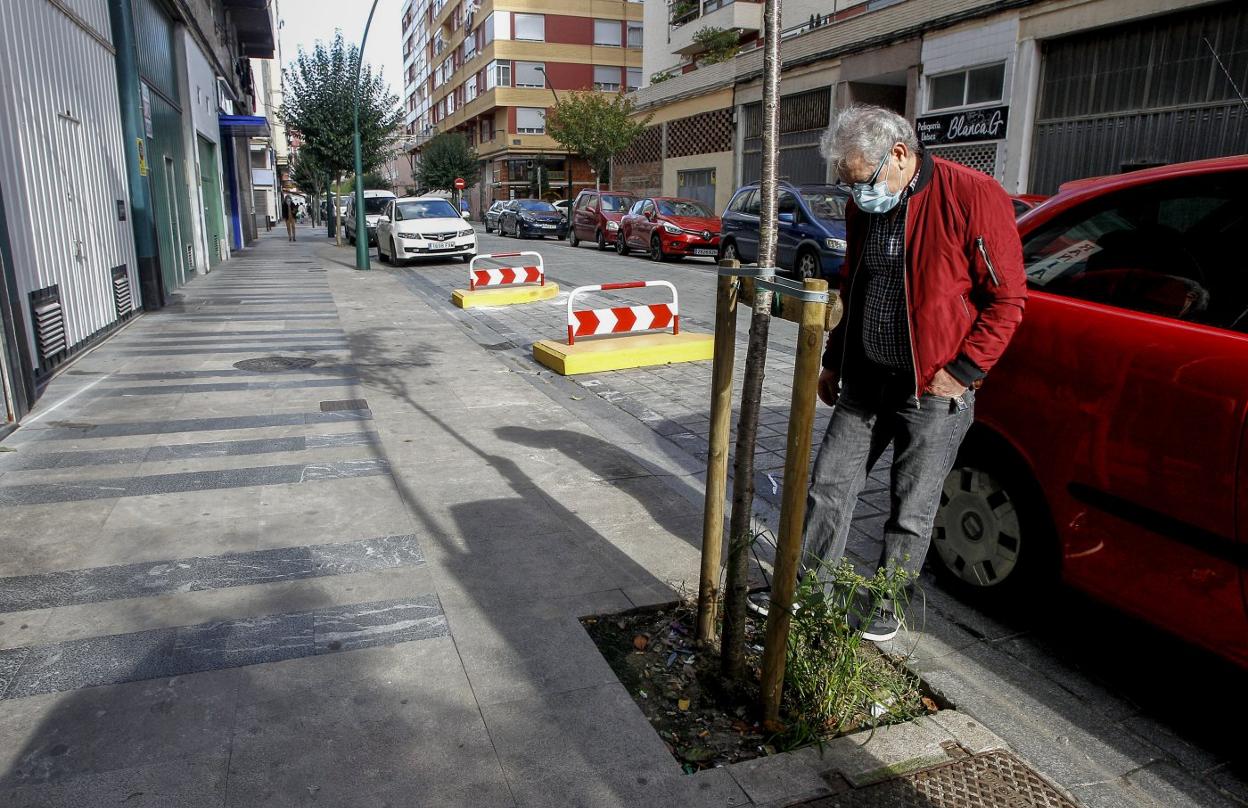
left=799, top=104, right=1027, bottom=641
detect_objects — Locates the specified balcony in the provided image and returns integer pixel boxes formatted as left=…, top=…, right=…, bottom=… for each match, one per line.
left=669, top=1, right=761, bottom=57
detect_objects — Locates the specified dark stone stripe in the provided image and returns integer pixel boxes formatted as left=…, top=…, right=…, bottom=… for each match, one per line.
left=34, top=409, right=371, bottom=438
left=113, top=334, right=346, bottom=346
left=0, top=431, right=377, bottom=471
left=100, top=377, right=358, bottom=396
left=114, top=344, right=347, bottom=356
left=0, top=534, right=423, bottom=613
left=92, top=365, right=359, bottom=381
left=0, top=596, right=446, bottom=700
left=131, top=329, right=343, bottom=337
left=0, top=459, right=389, bottom=505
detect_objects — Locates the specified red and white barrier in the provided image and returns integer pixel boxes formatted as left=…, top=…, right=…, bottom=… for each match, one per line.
left=566, top=281, right=680, bottom=345
left=468, top=252, right=545, bottom=291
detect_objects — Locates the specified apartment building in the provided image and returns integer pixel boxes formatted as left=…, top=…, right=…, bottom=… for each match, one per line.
left=400, top=0, right=644, bottom=216
left=618, top=0, right=1246, bottom=211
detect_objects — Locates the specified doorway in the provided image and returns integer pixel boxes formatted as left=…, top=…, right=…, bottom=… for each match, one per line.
left=677, top=168, right=716, bottom=212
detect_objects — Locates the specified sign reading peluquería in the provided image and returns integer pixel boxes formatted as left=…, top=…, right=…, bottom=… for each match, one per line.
left=917, top=105, right=1010, bottom=146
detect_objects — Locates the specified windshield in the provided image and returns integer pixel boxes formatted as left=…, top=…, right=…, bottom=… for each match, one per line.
left=364, top=197, right=393, bottom=215
left=800, top=189, right=849, bottom=222
left=397, top=199, right=459, bottom=219
left=517, top=200, right=556, bottom=212
left=600, top=195, right=633, bottom=212
left=656, top=199, right=712, bottom=218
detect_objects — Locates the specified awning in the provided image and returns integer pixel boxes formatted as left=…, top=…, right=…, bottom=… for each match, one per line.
left=219, top=115, right=270, bottom=138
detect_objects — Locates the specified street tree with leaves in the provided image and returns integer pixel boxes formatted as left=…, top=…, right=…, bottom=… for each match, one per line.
left=546, top=92, right=652, bottom=190
left=280, top=32, right=402, bottom=244
left=415, top=132, right=479, bottom=193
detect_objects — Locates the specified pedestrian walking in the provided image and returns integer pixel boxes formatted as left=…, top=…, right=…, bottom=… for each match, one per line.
left=798, top=104, right=1027, bottom=641
left=282, top=194, right=297, bottom=242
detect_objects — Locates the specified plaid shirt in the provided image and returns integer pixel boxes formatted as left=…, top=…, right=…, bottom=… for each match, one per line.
left=860, top=177, right=920, bottom=371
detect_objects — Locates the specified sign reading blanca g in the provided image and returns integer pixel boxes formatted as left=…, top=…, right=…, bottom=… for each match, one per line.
left=917, top=105, right=1010, bottom=147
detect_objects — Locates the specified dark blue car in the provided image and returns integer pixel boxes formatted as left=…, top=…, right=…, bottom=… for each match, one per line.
left=720, top=182, right=849, bottom=280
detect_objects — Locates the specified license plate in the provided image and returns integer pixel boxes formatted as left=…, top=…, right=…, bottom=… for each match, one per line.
left=693, top=248, right=718, bottom=256
left=537, top=224, right=555, bottom=229
left=428, top=241, right=454, bottom=250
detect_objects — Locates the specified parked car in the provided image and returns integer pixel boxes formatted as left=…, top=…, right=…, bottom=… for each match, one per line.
left=568, top=190, right=636, bottom=250
left=932, top=155, right=1248, bottom=668
left=484, top=201, right=506, bottom=234
left=344, top=189, right=396, bottom=246
left=375, top=196, right=476, bottom=265
left=498, top=199, right=567, bottom=239
left=1010, top=193, right=1048, bottom=217
left=617, top=197, right=721, bottom=262
left=720, top=182, right=849, bottom=279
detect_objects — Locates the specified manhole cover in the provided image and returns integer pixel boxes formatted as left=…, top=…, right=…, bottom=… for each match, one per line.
left=319, top=399, right=369, bottom=412
left=798, top=751, right=1080, bottom=808
left=233, top=357, right=318, bottom=372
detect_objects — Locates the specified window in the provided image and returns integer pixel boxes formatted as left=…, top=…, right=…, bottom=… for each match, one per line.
left=627, top=21, right=643, bottom=48
left=1021, top=174, right=1247, bottom=328
left=626, top=68, right=642, bottom=92
left=657, top=199, right=712, bottom=218
left=599, top=194, right=633, bottom=212
left=465, top=77, right=478, bottom=103
left=516, top=107, right=546, bottom=134
left=594, top=19, right=622, bottom=46
left=628, top=199, right=645, bottom=215
left=485, top=60, right=510, bottom=89
left=730, top=189, right=758, bottom=216
left=514, top=61, right=545, bottom=88
left=396, top=199, right=459, bottom=219
left=482, top=13, right=495, bottom=45
left=515, top=13, right=545, bottom=41
left=928, top=63, right=1006, bottom=111
left=593, top=66, right=621, bottom=92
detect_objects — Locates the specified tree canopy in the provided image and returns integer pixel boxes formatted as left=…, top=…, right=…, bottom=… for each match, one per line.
left=546, top=92, right=652, bottom=185
left=280, top=32, right=402, bottom=183
left=415, top=133, right=479, bottom=192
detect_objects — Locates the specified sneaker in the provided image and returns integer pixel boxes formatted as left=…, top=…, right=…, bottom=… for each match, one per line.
left=860, top=608, right=899, bottom=642
left=745, top=592, right=801, bottom=620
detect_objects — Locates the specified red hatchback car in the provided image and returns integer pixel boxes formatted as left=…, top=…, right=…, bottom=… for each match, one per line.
left=932, top=155, right=1248, bottom=667
left=617, top=197, right=721, bottom=262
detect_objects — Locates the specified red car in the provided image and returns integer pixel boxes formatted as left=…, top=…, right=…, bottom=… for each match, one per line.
left=617, top=197, right=721, bottom=262
left=932, top=155, right=1248, bottom=667
left=568, top=189, right=636, bottom=251
left=1010, top=193, right=1048, bottom=217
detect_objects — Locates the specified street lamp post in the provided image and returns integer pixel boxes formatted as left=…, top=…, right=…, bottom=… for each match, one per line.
left=351, top=0, right=382, bottom=270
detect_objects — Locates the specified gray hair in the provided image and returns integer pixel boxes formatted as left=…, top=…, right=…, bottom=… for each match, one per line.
left=820, top=104, right=919, bottom=175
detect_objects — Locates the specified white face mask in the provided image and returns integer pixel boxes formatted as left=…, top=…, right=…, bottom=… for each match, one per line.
left=849, top=153, right=904, bottom=214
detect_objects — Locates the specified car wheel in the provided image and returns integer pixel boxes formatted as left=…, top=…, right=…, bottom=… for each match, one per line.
left=796, top=248, right=820, bottom=279
left=461, top=253, right=473, bottom=263
left=390, top=238, right=403, bottom=266
left=485, top=222, right=493, bottom=234
left=931, top=438, right=1057, bottom=598
left=720, top=241, right=739, bottom=263
left=649, top=235, right=665, bottom=262
left=569, top=228, right=580, bottom=248
left=616, top=231, right=630, bottom=256
left=596, top=230, right=609, bottom=251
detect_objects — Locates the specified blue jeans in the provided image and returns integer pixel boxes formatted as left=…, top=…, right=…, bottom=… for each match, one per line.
left=801, top=368, right=975, bottom=586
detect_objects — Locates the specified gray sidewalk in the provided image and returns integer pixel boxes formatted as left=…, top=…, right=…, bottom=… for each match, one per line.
left=0, top=226, right=1240, bottom=808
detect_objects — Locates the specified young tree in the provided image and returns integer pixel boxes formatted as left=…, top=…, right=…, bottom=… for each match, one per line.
left=362, top=172, right=392, bottom=191
left=546, top=92, right=652, bottom=190
left=280, top=32, right=402, bottom=244
left=415, top=133, right=479, bottom=192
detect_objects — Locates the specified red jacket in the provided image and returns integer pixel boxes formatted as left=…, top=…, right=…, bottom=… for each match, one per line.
left=822, top=152, right=1027, bottom=393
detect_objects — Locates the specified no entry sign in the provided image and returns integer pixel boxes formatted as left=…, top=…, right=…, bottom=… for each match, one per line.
left=454, top=177, right=465, bottom=190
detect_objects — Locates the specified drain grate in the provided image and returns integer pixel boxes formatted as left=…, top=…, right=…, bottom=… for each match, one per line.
left=799, top=751, right=1080, bottom=808
left=233, top=357, right=318, bottom=372
left=319, top=399, right=369, bottom=412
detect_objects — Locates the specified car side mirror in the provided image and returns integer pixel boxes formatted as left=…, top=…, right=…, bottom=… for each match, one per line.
left=778, top=212, right=795, bottom=225
left=462, top=210, right=472, bottom=219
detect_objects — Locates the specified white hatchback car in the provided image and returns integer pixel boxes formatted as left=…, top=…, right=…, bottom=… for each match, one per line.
left=376, top=196, right=476, bottom=265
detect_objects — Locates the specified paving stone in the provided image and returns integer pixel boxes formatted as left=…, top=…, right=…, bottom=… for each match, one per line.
left=798, top=715, right=955, bottom=787
left=727, top=749, right=838, bottom=804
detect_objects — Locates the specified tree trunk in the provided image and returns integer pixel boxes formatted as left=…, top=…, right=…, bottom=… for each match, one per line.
left=721, top=0, right=782, bottom=684
left=334, top=174, right=343, bottom=247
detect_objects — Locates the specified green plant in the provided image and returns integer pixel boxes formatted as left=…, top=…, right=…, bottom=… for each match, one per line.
left=693, top=26, right=741, bottom=64
left=782, top=560, right=926, bottom=737
left=650, top=71, right=675, bottom=85
left=546, top=92, right=652, bottom=190
left=416, top=132, right=479, bottom=192
left=670, top=1, right=698, bottom=25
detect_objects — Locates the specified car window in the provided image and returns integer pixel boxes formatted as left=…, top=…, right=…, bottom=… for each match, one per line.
left=778, top=192, right=798, bottom=217
left=363, top=197, right=392, bottom=214
left=728, top=190, right=752, bottom=214
left=628, top=200, right=646, bottom=215
left=742, top=190, right=760, bottom=217
left=1022, top=173, right=1247, bottom=328
left=600, top=195, right=633, bottom=213
left=657, top=199, right=713, bottom=218
left=396, top=199, right=460, bottom=219
left=517, top=200, right=556, bottom=212
left=641, top=200, right=655, bottom=216
left=800, top=189, right=849, bottom=222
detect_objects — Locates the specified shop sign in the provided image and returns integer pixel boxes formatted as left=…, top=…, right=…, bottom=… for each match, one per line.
left=917, top=105, right=1009, bottom=146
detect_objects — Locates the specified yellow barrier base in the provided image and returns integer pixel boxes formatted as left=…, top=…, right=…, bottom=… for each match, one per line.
left=532, top=332, right=714, bottom=376
left=452, top=283, right=560, bottom=309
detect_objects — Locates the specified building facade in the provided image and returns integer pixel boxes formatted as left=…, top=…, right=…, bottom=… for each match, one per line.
left=0, top=0, right=274, bottom=429
left=620, top=0, right=1246, bottom=209
left=400, top=0, right=644, bottom=217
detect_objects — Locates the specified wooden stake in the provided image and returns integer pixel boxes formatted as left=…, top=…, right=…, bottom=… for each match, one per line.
left=760, top=277, right=828, bottom=724
left=697, top=265, right=739, bottom=643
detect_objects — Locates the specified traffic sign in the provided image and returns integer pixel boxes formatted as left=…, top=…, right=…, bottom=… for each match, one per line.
left=454, top=177, right=465, bottom=190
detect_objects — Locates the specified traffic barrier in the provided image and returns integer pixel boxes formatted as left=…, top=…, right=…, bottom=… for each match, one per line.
left=452, top=251, right=559, bottom=308
left=533, top=280, right=712, bottom=375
